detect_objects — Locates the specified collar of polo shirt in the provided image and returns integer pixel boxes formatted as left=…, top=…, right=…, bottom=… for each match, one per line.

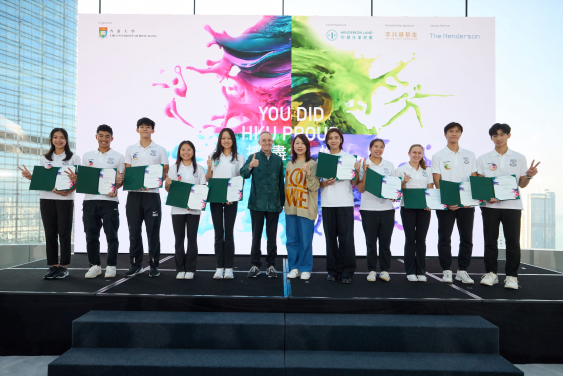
left=136, top=141, right=155, bottom=148
left=444, top=146, right=463, bottom=154
left=96, top=148, right=114, bottom=155
left=491, top=148, right=512, bottom=157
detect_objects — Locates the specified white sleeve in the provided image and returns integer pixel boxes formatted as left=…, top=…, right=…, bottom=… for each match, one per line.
left=470, top=152, right=478, bottom=173
left=117, top=155, right=126, bottom=174
left=476, top=156, right=485, bottom=176
left=427, top=169, right=434, bottom=185
left=238, top=155, right=245, bottom=169
left=198, top=166, right=207, bottom=184
left=170, top=165, right=178, bottom=181
left=160, top=147, right=169, bottom=165
left=124, top=147, right=132, bottom=164
left=359, top=167, right=365, bottom=180
left=74, top=155, right=81, bottom=165
left=520, top=155, right=528, bottom=177
left=431, top=154, right=440, bottom=175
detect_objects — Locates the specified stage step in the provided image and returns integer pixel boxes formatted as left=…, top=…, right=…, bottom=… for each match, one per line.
left=72, top=311, right=284, bottom=350
left=48, top=348, right=284, bottom=376
left=285, top=313, right=499, bottom=354
left=285, top=351, right=523, bottom=376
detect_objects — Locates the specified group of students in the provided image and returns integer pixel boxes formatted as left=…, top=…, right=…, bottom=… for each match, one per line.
left=18, top=118, right=539, bottom=290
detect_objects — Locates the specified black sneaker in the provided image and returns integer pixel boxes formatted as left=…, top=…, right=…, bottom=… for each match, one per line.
left=341, top=277, right=352, bottom=284
left=247, top=266, right=260, bottom=278
left=149, top=266, right=160, bottom=278
left=54, top=266, right=69, bottom=279
left=43, top=266, right=58, bottom=279
left=124, top=265, right=142, bottom=277
left=266, top=266, right=278, bottom=278
left=327, top=274, right=339, bottom=282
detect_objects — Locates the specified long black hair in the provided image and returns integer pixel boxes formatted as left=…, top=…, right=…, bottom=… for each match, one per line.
left=291, top=134, right=311, bottom=163
left=211, top=128, right=238, bottom=162
left=45, top=128, right=73, bottom=161
left=368, top=138, right=385, bottom=157
left=175, top=140, right=197, bottom=174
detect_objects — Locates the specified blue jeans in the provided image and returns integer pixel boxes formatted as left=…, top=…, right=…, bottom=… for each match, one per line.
left=285, top=214, right=314, bottom=273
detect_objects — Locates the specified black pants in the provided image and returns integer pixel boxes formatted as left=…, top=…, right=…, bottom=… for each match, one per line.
left=40, top=199, right=74, bottom=266
left=250, top=209, right=279, bottom=268
left=481, top=207, right=522, bottom=277
left=323, top=207, right=356, bottom=278
left=401, top=208, right=431, bottom=275
left=172, top=214, right=200, bottom=272
left=360, top=209, right=394, bottom=272
left=436, top=208, right=474, bottom=271
left=210, top=202, right=238, bottom=269
left=83, top=200, right=119, bottom=267
left=126, top=192, right=161, bottom=267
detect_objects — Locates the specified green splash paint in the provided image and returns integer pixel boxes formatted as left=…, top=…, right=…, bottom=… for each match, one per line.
left=385, top=93, right=409, bottom=105
left=382, top=100, right=423, bottom=128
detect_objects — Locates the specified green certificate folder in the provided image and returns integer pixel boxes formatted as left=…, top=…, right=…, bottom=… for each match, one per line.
left=403, top=189, right=427, bottom=209
left=123, top=166, right=146, bottom=191
left=365, top=168, right=383, bottom=197
left=470, top=176, right=495, bottom=201
left=76, top=165, right=101, bottom=195
left=365, top=169, right=402, bottom=199
left=439, top=180, right=462, bottom=206
left=207, top=178, right=230, bottom=203
left=316, top=152, right=338, bottom=179
left=166, top=181, right=194, bottom=208
left=29, top=166, right=58, bottom=191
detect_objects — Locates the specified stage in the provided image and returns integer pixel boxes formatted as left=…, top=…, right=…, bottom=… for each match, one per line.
left=0, top=254, right=562, bottom=364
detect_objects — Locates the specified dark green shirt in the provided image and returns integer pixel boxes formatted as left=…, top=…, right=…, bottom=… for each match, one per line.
left=240, top=150, right=285, bottom=212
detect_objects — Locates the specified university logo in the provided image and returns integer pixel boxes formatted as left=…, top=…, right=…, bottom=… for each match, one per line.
left=422, top=171, right=428, bottom=177
left=463, top=157, right=470, bottom=164
left=99, top=27, right=107, bottom=39
left=383, top=168, right=390, bottom=175
left=150, top=150, right=157, bottom=156
left=88, top=159, right=94, bottom=167
left=326, top=29, right=338, bottom=41
left=62, top=161, right=69, bottom=165
left=132, top=153, right=139, bottom=160
left=193, top=170, right=199, bottom=177
left=107, top=158, right=114, bottom=164
left=510, top=159, right=517, bottom=167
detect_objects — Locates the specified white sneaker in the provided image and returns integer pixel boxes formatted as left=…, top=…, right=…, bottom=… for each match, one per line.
left=417, top=275, right=427, bottom=282
left=480, top=272, right=498, bottom=286
left=300, top=272, right=311, bottom=280
left=287, top=269, right=301, bottom=279
left=213, top=268, right=224, bottom=279
left=85, top=265, right=101, bottom=279
left=176, top=272, right=185, bottom=279
left=224, top=268, right=234, bottom=279
left=442, top=270, right=453, bottom=283
left=455, top=270, right=475, bottom=284
left=104, top=266, right=116, bottom=278
left=504, top=276, right=519, bottom=290
left=407, top=274, right=418, bottom=282
left=185, top=272, right=194, bottom=280
left=367, top=271, right=377, bottom=282
left=379, top=271, right=391, bottom=282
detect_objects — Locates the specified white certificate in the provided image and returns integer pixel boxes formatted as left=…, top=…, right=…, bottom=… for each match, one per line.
left=99, top=168, right=117, bottom=195
left=336, top=155, right=356, bottom=180
left=459, top=182, right=480, bottom=207
left=55, top=165, right=75, bottom=191
left=381, top=176, right=402, bottom=199
left=187, top=185, right=209, bottom=210
left=493, top=175, right=520, bottom=200
left=143, top=164, right=164, bottom=189
left=227, top=176, right=244, bottom=202
left=425, top=189, right=447, bottom=210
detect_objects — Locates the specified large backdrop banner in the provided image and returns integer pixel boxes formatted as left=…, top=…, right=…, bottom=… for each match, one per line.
left=76, top=15, right=495, bottom=256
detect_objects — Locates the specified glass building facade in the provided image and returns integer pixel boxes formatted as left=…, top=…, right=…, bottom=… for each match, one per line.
left=0, top=0, right=78, bottom=244
left=530, top=190, right=556, bottom=250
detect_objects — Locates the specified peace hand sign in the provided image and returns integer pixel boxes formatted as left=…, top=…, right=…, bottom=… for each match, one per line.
left=354, top=159, right=361, bottom=172
left=64, top=167, right=77, bottom=182
left=18, top=165, right=32, bottom=180
left=526, top=160, right=540, bottom=178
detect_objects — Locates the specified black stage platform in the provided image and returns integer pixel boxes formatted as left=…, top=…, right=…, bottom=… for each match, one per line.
left=1, top=254, right=562, bottom=364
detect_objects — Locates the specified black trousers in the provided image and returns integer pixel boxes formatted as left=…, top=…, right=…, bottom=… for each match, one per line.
left=210, top=202, right=238, bottom=269
left=481, top=207, right=522, bottom=277
left=40, top=199, right=74, bottom=266
left=172, top=214, right=200, bottom=272
left=360, top=209, right=394, bottom=272
left=250, top=209, right=279, bottom=268
left=323, top=207, right=356, bottom=278
left=126, top=192, right=161, bottom=267
left=401, top=208, right=431, bottom=275
left=436, top=207, right=474, bottom=271
left=83, top=200, right=119, bottom=267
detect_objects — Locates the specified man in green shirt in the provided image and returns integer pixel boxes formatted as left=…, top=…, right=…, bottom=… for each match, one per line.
left=240, top=131, right=285, bottom=278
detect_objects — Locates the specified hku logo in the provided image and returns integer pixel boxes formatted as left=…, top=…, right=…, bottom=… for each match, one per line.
left=99, top=27, right=107, bottom=39
left=107, top=158, right=114, bottom=164
left=510, top=159, right=517, bottom=167
left=150, top=150, right=157, bottom=156
left=326, top=29, right=338, bottom=41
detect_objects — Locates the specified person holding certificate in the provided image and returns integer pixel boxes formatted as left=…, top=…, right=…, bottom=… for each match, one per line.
left=284, top=134, right=320, bottom=281
left=18, top=128, right=81, bottom=279
left=165, top=141, right=207, bottom=280
left=477, top=123, right=539, bottom=290
left=319, top=128, right=360, bottom=284
left=241, top=131, right=285, bottom=278
left=123, top=117, right=169, bottom=278
left=431, top=122, right=478, bottom=285
left=206, top=128, right=245, bottom=280
left=356, top=139, right=396, bottom=282
left=396, top=145, right=434, bottom=282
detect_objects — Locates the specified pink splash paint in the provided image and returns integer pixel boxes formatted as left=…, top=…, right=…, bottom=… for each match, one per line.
left=173, top=66, right=187, bottom=98
left=172, top=77, right=179, bottom=85
left=165, top=98, right=193, bottom=127
left=160, top=69, right=165, bottom=74
left=152, top=83, right=170, bottom=88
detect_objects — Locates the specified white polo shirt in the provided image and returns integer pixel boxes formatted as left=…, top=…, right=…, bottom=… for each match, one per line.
left=431, top=146, right=477, bottom=183
left=209, top=152, right=245, bottom=178
left=359, top=158, right=395, bottom=211
left=39, top=153, right=81, bottom=201
left=124, top=141, right=169, bottom=193
left=169, top=163, right=207, bottom=215
left=395, top=162, right=434, bottom=207
left=81, top=149, right=125, bottom=202
left=477, top=148, right=527, bottom=210
left=320, top=150, right=355, bottom=208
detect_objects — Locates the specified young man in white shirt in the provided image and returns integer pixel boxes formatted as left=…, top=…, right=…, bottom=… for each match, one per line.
left=123, top=118, right=169, bottom=278
left=477, top=123, right=539, bottom=290
left=431, top=122, right=478, bottom=284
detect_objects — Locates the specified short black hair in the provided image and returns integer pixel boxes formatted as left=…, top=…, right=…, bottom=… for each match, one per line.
left=137, top=117, right=155, bottom=129
left=96, top=124, right=113, bottom=135
left=489, top=123, right=511, bottom=136
left=444, top=122, right=463, bottom=134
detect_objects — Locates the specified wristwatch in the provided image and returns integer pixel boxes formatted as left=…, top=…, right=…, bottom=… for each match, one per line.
left=525, top=175, right=533, bottom=180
